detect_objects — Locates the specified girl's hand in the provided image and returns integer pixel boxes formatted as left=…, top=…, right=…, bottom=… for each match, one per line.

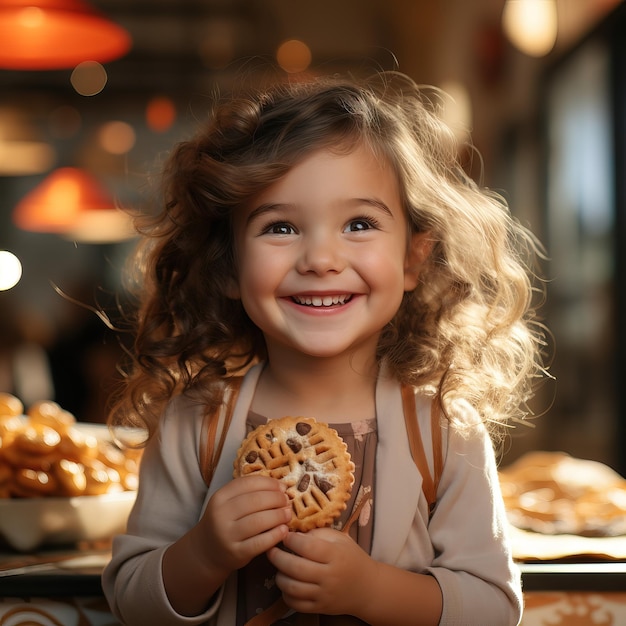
left=163, top=475, right=291, bottom=617
left=196, top=475, right=292, bottom=576
left=267, top=527, right=377, bottom=618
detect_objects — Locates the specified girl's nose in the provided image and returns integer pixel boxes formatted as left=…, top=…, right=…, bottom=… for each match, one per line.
left=295, top=233, right=345, bottom=275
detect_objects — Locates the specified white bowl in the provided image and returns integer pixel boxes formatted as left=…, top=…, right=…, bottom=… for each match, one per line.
left=0, top=422, right=142, bottom=552
left=0, top=490, right=136, bottom=552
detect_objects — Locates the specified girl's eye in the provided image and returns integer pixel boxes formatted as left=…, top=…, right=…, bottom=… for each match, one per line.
left=264, top=222, right=295, bottom=235
left=345, top=218, right=378, bottom=232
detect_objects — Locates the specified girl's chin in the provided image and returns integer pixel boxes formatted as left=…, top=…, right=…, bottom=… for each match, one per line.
left=267, top=334, right=379, bottom=362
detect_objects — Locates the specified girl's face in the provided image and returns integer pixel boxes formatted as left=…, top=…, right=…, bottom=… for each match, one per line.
left=233, top=144, right=427, bottom=365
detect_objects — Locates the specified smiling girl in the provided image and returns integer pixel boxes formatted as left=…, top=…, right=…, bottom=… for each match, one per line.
left=103, top=71, right=547, bottom=626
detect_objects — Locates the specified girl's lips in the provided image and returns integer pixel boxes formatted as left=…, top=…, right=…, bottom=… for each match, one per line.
left=290, top=294, right=353, bottom=307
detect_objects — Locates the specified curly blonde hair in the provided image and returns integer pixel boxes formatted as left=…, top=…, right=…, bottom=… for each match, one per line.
left=110, top=71, right=548, bottom=442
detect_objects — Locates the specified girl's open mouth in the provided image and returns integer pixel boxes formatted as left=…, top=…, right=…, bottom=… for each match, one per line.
left=291, top=294, right=353, bottom=307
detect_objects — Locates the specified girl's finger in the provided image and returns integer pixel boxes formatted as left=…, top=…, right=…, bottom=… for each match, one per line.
left=229, top=489, right=291, bottom=522
left=267, top=542, right=323, bottom=581
left=228, top=474, right=287, bottom=497
left=279, top=528, right=335, bottom=563
left=242, top=523, right=290, bottom=557
left=234, top=505, right=292, bottom=538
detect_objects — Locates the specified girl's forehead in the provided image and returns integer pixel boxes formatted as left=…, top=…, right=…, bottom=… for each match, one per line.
left=231, top=138, right=406, bottom=226
left=264, top=144, right=396, bottom=192
left=234, top=145, right=403, bottom=228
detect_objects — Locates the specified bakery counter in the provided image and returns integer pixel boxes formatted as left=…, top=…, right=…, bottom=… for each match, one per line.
left=520, top=560, right=626, bottom=591
left=521, top=563, right=626, bottom=626
left=0, top=546, right=118, bottom=624
left=2, top=547, right=626, bottom=626
left=4, top=554, right=625, bottom=594
left=0, top=546, right=108, bottom=596
left=514, top=526, right=626, bottom=624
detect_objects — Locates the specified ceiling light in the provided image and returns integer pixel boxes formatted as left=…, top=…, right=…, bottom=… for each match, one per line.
left=0, top=0, right=131, bottom=70
left=0, top=250, right=22, bottom=291
left=12, top=166, right=135, bottom=243
left=502, top=0, right=558, bottom=57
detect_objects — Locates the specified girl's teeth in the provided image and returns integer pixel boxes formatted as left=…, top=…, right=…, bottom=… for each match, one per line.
left=294, top=295, right=349, bottom=307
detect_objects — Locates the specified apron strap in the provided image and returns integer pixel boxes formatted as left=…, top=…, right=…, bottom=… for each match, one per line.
left=199, top=376, right=243, bottom=487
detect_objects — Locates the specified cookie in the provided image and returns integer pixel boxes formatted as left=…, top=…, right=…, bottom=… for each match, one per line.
left=233, top=416, right=355, bottom=531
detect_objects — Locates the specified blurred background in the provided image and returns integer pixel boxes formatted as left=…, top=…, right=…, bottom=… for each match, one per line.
left=0, top=0, right=624, bottom=474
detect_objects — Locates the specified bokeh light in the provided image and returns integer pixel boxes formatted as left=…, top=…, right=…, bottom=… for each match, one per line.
left=502, top=0, right=558, bottom=57
left=0, top=251, right=23, bottom=291
left=276, top=39, right=312, bottom=73
left=71, top=61, right=108, bottom=96
left=98, top=121, right=136, bottom=154
left=439, top=80, right=473, bottom=140
left=146, top=96, right=176, bottom=132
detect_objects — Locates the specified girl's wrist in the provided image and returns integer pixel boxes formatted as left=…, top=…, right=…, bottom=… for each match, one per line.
left=184, top=525, right=232, bottom=584
left=345, top=553, right=380, bottom=621
left=162, top=541, right=218, bottom=616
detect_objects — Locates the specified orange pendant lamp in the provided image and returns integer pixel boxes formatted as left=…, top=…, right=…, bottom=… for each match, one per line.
left=0, top=0, right=131, bottom=70
left=13, top=166, right=135, bottom=243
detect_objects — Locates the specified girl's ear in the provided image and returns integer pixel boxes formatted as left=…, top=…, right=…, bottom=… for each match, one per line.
left=404, top=231, right=433, bottom=291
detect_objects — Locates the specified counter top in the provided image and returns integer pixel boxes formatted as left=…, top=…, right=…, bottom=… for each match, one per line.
left=2, top=548, right=625, bottom=597
left=519, top=560, right=626, bottom=591
left=0, top=548, right=109, bottom=597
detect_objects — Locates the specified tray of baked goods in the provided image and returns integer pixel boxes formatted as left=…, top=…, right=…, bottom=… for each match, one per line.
left=0, top=392, right=143, bottom=552
left=499, top=450, right=626, bottom=561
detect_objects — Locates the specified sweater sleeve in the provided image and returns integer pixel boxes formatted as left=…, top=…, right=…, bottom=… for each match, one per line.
left=426, top=406, right=523, bottom=626
left=102, top=395, right=221, bottom=625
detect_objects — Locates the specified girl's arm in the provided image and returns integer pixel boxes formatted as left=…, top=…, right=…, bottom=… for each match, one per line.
left=426, top=417, right=522, bottom=625
left=102, top=394, right=290, bottom=624
left=365, top=562, right=442, bottom=626
left=102, top=395, right=216, bottom=624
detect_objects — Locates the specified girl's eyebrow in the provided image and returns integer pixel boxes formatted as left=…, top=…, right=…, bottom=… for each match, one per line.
left=245, top=203, right=291, bottom=226
left=355, top=197, right=394, bottom=217
left=246, top=197, right=394, bottom=225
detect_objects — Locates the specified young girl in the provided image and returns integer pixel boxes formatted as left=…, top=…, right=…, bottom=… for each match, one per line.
left=102, top=71, right=546, bottom=625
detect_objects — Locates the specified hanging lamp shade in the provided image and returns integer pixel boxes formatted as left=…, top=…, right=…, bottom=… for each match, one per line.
left=0, top=0, right=131, bottom=70
left=13, top=166, right=135, bottom=243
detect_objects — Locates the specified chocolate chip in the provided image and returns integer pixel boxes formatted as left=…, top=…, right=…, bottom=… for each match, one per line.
left=297, top=474, right=310, bottom=492
left=245, top=451, right=258, bottom=463
left=296, top=422, right=311, bottom=435
left=314, top=475, right=333, bottom=494
left=286, top=438, right=302, bottom=453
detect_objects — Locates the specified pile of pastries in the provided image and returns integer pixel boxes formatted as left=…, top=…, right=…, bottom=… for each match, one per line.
left=0, top=392, right=141, bottom=498
left=499, top=451, right=626, bottom=537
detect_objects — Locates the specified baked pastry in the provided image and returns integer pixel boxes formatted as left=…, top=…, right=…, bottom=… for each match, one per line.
left=499, top=451, right=626, bottom=537
left=0, top=392, right=142, bottom=498
left=233, top=416, right=355, bottom=531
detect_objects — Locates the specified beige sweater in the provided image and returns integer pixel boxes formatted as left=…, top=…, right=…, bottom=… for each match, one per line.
left=102, top=363, right=523, bottom=625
